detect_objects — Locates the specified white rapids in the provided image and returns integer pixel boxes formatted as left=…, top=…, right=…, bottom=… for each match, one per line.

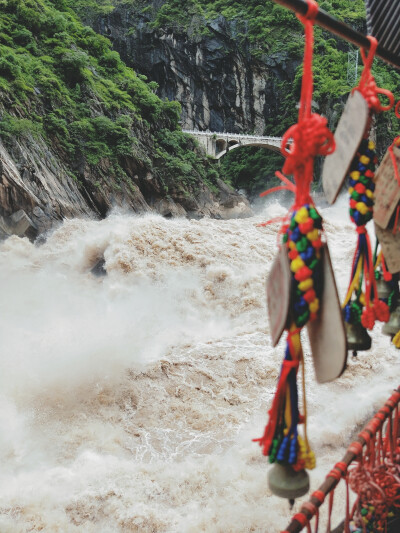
left=0, top=197, right=399, bottom=532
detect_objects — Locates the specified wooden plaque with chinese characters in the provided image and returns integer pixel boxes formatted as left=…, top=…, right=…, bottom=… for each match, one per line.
left=373, top=145, right=400, bottom=229
left=322, top=91, right=369, bottom=204
left=307, top=243, right=347, bottom=383
left=375, top=222, right=400, bottom=274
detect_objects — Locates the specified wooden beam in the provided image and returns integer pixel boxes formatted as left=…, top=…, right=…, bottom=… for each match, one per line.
left=272, top=0, right=400, bottom=69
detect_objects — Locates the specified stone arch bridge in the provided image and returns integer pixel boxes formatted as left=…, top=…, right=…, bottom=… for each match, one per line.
left=182, top=130, right=284, bottom=159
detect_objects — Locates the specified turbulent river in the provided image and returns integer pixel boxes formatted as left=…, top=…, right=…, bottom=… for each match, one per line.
left=0, top=197, right=399, bottom=532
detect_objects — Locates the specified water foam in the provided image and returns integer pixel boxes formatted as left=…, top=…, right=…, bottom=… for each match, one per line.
left=0, top=203, right=399, bottom=532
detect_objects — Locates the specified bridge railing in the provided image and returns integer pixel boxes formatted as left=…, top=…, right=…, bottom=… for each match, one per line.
left=182, top=129, right=283, bottom=142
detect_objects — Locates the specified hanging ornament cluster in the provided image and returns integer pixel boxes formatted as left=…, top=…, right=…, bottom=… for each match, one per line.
left=348, top=418, right=400, bottom=533
left=254, top=0, right=344, bottom=501
left=342, top=138, right=390, bottom=355
left=335, top=37, right=394, bottom=356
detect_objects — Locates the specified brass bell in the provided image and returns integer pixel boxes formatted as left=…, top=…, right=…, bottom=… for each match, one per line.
left=376, top=277, right=392, bottom=300
left=268, top=463, right=309, bottom=500
left=345, top=321, right=371, bottom=355
left=382, top=303, right=400, bottom=337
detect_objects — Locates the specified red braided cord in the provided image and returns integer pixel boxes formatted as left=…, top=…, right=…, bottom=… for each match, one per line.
left=356, top=36, right=394, bottom=113
left=280, top=0, right=335, bottom=208
left=396, top=100, right=400, bottom=119
left=348, top=441, right=363, bottom=456
left=312, top=490, right=325, bottom=504
left=293, top=513, right=309, bottom=528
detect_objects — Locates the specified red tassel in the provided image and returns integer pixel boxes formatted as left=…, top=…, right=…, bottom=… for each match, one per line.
left=374, top=300, right=390, bottom=322
left=361, top=307, right=375, bottom=330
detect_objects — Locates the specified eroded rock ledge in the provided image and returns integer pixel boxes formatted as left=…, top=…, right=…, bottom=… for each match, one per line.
left=0, top=135, right=253, bottom=240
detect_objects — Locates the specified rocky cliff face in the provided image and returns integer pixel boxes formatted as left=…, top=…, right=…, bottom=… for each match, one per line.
left=92, top=8, right=298, bottom=134
left=0, top=128, right=251, bottom=240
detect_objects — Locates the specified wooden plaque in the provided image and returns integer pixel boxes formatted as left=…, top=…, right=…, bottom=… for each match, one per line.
left=375, top=222, right=400, bottom=274
left=307, top=243, right=347, bottom=383
left=373, top=145, right=400, bottom=229
left=266, top=246, right=292, bottom=346
left=322, top=91, right=369, bottom=204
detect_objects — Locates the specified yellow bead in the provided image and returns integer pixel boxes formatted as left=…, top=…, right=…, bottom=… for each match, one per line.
left=350, top=171, right=360, bottom=180
left=298, top=278, right=313, bottom=291
left=290, top=257, right=305, bottom=272
left=294, top=207, right=309, bottom=224
left=289, top=240, right=296, bottom=250
left=360, top=155, right=370, bottom=165
left=365, top=189, right=374, bottom=199
left=368, top=140, right=375, bottom=150
left=306, top=229, right=319, bottom=241
left=356, top=202, right=369, bottom=215
left=393, top=331, right=400, bottom=348
left=348, top=187, right=354, bottom=194
left=309, top=299, right=319, bottom=314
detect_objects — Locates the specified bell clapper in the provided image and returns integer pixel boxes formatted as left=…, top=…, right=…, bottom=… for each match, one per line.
left=289, top=498, right=295, bottom=510
left=352, top=350, right=358, bottom=358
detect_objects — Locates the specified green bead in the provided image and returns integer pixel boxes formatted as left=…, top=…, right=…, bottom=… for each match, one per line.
left=359, top=175, right=369, bottom=185
left=296, top=236, right=308, bottom=253
left=296, top=310, right=309, bottom=327
left=309, top=258, right=318, bottom=270
left=351, top=191, right=360, bottom=201
left=282, top=233, right=288, bottom=243
left=309, top=207, right=320, bottom=221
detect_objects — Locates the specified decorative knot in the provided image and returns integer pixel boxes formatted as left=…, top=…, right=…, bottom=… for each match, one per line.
left=281, top=114, right=335, bottom=176
left=356, top=226, right=366, bottom=234
left=356, top=36, right=394, bottom=113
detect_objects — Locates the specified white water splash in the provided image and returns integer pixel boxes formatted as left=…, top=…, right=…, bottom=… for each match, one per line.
left=0, top=200, right=399, bottom=532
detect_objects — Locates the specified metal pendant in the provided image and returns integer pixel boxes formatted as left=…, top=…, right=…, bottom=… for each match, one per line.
left=268, top=463, right=310, bottom=500
left=345, top=321, right=372, bottom=356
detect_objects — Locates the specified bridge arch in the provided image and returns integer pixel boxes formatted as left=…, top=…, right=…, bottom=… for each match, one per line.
left=183, top=130, right=284, bottom=159
left=215, top=141, right=282, bottom=160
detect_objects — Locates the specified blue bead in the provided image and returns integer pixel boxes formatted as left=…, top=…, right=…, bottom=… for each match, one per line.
left=294, top=299, right=307, bottom=314
left=353, top=211, right=362, bottom=224
left=300, top=246, right=314, bottom=263
left=291, top=227, right=301, bottom=242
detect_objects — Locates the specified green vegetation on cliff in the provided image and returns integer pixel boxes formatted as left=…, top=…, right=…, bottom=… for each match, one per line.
left=0, top=0, right=218, bottom=196
left=68, top=0, right=400, bottom=196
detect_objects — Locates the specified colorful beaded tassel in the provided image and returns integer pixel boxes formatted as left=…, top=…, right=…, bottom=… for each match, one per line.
left=343, top=139, right=389, bottom=331
left=254, top=204, right=323, bottom=470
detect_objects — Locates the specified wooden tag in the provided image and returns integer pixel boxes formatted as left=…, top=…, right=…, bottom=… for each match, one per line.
left=375, top=222, right=400, bottom=274
left=322, top=91, right=369, bottom=204
left=266, top=246, right=292, bottom=346
left=307, top=243, right=347, bottom=383
left=373, top=145, right=400, bottom=229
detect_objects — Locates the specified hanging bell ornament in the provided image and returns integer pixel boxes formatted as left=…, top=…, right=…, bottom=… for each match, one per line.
left=268, top=463, right=309, bottom=500
left=382, top=302, right=400, bottom=337
left=345, top=321, right=372, bottom=356
left=376, top=277, right=392, bottom=300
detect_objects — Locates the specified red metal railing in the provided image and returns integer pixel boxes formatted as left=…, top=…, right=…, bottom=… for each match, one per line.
left=281, top=387, right=400, bottom=533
